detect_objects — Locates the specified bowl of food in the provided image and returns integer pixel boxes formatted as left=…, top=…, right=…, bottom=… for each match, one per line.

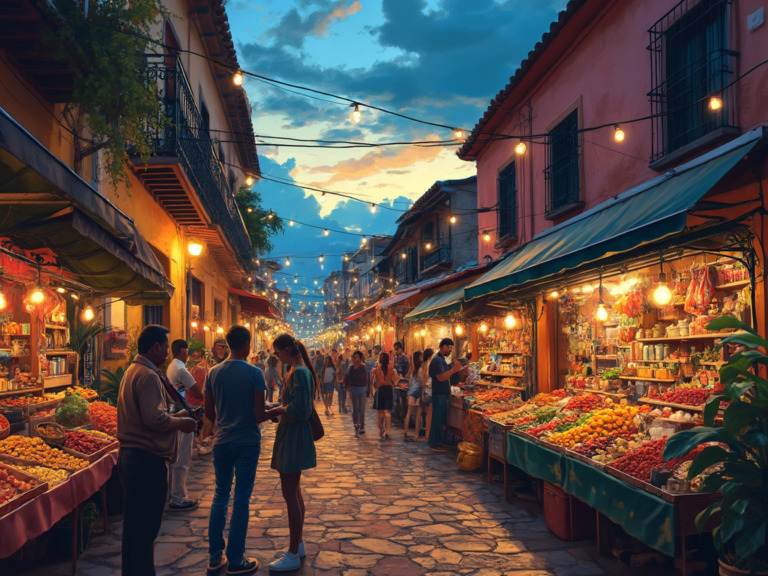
left=36, top=422, right=66, bottom=446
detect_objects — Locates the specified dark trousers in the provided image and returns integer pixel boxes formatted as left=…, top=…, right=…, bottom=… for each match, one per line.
left=118, top=447, right=168, bottom=576
left=429, top=394, right=449, bottom=447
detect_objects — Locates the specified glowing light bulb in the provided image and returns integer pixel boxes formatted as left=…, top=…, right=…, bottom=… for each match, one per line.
left=370, top=203, right=377, bottom=214
left=217, top=326, right=224, bottom=334
left=56, top=287, right=66, bottom=294
left=245, top=175, right=254, bottom=186
left=319, top=255, right=324, bottom=263
left=288, top=220, right=295, bottom=227
left=613, top=125, right=625, bottom=143
left=323, top=229, right=329, bottom=236
left=505, top=314, right=516, bottom=328
left=596, top=304, right=609, bottom=322
left=653, top=283, right=673, bottom=307
left=420, top=329, right=426, bottom=337
left=549, top=290, right=559, bottom=300
left=31, top=288, right=45, bottom=304
left=285, top=258, right=291, bottom=266
left=453, top=128, right=464, bottom=140
left=376, top=325, right=382, bottom=332
left=449, top=215, right=457, bottom=224
left=583, top=284, right=594, bottom=294
left=191, top=320, right=198, bottom=328
left=401, top=252, right=407, bottom=260
left=515, top=141, right=527, bottom=155
left=233, top=70, right=244, bottom=86
left=246, top=207, right=253, bottom=213
left=350, top=103, right=361, bottom=124
left=203, top=325, right=210, bottom=331
left=83, top=306, right=95, bottom=321
left=479, top=322, right=488, bottom=333
left=187, top=240, right=203, bottom=257
left=709, top=96, right=723, bottom=111
left=454, top=325, right=463, bottom=336
left=266, top=213, right=274, bottom=220
left=361, top=237, right=367, bottom=245
left=425, top=242, right=432, bottom=250
left=0, top=292, right=6, bottom=311
left=483, top=232, right=492, bottom=243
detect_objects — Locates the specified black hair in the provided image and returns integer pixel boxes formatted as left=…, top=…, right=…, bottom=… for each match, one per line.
left=226, top=325, right=251, bottom=351
left=137, top=325, right=170, bottom=354
left=394, top=341, right=404, bottom=350
left=267, top=355, right=278, bottom=368
left=379, top=352, right=390, bottom=376
left=423, top=348, right=435, bottom=363
left=412, top=350, right=423, bottom=372
left=171, top=339, right=188, bottom=358
left=352, top=350, right=364, bottom=360
left=439, top=338, right=455, bottom=348
left=273, top=334, right=318, bottom=393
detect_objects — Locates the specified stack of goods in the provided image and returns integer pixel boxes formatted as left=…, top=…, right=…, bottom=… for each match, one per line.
left=88, top=402, right=117, bottom=436
left=10, top=464, right=69, bottom=487
left=546, top=405, right=645, bottom=449
left=65, top=386, right=99, bottom=402
left=490, top=390, right=569, bottom=428
left=0, top=463, right=39, bottom=509
left=0, top=396, right=49, bottom=409
left=469, top=388, right=522, bottom=415
left=647, top=388, right=710, bottom=406
left=571, top=435, right=647, bottom=464
left=63, top=430, right=114, bottom=456
left=0, top=436, right=87, bottom=470
left=0, top=414, right=8, bottom=436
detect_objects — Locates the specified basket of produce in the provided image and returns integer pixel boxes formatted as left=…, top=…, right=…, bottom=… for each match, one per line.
left=36, top=422, right=66, bottom=447
left=0, top=414, right=9, bottom=440
left=55, top=394, right=91, bottom=429
left=456, top=442, right=484, bottom=472
left=62, top=430, right=117, bottom=462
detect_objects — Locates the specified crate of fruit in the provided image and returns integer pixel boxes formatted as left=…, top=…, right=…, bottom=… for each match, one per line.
left=61, top=430, right=118, bottom=463
left=0, top=462, right=48, bottom=518
left=0, top=413, right=9, bottom=440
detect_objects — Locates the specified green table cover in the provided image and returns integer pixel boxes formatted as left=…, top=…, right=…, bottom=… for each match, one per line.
left=505, top=433, right=566, bottom=487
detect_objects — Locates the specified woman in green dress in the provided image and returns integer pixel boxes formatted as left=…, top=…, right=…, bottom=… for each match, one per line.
left=266, top=334, right=318, bottom=572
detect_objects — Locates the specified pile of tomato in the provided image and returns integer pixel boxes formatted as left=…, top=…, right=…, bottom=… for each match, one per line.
left=609, top=438, right=667, bottom=481
left=656, top=388, right=711, bottom=406
left=562, top=394, right=604, bottom=413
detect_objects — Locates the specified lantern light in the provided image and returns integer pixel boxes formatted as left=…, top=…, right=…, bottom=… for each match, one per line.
left=187, top=240, right=204, bottom=257
left=613, top=124, right=625, bottom=143
left=515, top=140, right=527, bottom=155
left=653, top=255, right=673, bottom=307
left=245, top=175, right=254, bottom=186
left=479, top=322, right=488, bottom=333
left=350, top=103, right=361, bottom=124
left=449, top=215, right=457, bottom=224
left=504, top=314, right=516, bottom=329
left=483, top=231, right=492, bottom=243
left=233, top=70, right=244, bottom=86
left=709, top=95, right=723, bottom=111
left=454, top=324, right=463, bottom=336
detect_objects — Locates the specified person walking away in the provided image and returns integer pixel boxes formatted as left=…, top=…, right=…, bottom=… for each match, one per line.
left=372, top=352, right=397, bottom=440
left=336, top=349, right=350, bottom=414
left=428, top=339, right=462, bottom=452
left=166, top=339, right=204, bottom=511
left=345, top=351, right=368, bottom=436
left=205, top=325, right=268, bottom=575
left=320, top=356, right=336, bottom=416
left=419, top=349, right=434, bottom=440
left=265, top=355, right=282, bottom=404
left=266, top=335, right=318, bottom=572
left=403, top=351, right=423, bottom=442
left=117, top=325, right=197, bottom=576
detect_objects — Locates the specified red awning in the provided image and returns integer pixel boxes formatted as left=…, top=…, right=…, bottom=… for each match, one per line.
left=377, top=288, right=421, bottom=310
left=228, top=287, right=281, bottom=319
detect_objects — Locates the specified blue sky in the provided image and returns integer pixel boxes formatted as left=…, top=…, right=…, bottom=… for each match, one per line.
left=226, top=0, right=569, bottom=335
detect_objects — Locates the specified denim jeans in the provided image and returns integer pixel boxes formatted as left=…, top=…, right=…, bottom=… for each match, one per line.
left=208, top=442, right=260, bottom=566
left=428, top=394, right=449, bottom=447
left=118, top=447, right=168, bottom=576
left=337, top=385, right=347, bottom=412
left=350, top=386, right=367, bottom=429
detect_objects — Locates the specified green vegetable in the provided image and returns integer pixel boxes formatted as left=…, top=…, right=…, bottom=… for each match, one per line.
left=55, top=394, right=91, bottom=428
left=602, top=368, right=622, bottom=379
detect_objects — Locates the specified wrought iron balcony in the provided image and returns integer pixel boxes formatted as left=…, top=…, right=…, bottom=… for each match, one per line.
left=131, top=54, right=252, bottom=273
left=420, top=244, right=451, bottom=272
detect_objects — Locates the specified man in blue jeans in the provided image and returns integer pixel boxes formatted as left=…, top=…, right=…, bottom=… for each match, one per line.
left=428, top=338, right=462, bottom=452
left=205, top=326, right=268, bottom=575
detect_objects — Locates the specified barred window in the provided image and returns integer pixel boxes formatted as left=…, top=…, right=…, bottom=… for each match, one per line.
left=497, top=162, right=517, bottom=240
left=545, top=110, right=581, bottom=218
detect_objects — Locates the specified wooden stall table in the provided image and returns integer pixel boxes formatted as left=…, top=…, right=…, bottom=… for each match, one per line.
left=0, top=450, right=118, bottom=575
left=446, top=395, right=466, bottom=439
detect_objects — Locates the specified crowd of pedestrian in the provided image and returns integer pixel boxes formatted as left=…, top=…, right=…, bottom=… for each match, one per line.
left=116, top=326, right=465, bottom=575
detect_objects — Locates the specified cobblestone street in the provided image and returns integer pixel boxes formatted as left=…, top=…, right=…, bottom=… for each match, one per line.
left=14, top=403, right=610, bottom=576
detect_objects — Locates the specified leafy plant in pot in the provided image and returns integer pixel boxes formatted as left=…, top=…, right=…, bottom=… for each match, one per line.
left=663, top=316, right=768, bottom=575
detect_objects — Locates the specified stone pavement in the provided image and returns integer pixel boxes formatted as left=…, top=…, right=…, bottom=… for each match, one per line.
left=13, top=402, right=613, bottom=576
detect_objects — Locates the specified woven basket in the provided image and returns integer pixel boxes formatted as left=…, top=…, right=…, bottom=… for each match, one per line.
left=36, top=422, right=65, bottom=446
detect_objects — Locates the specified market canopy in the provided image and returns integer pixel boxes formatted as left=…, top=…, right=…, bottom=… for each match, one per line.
left=0, top=106, right=173, bottom=299
left=228, top=287, right=281, bottom=319
left=377, top=288, right=421, bottom=310
left=404, top=283, right=465, bottom=323
left=465, top=129, right=763, bottom=302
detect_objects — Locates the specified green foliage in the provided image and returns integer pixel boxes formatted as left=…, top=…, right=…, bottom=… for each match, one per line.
left=663, top=316, right=768, bottom=571
left=95, top=365, right=126, bottom=404
left=187, top=338, right=205, bottom=355
left=55, top=394, right=90, bottom=428
left=235, top=186, right=284, bottom=254
left=45, top=0, right=168, bottom=188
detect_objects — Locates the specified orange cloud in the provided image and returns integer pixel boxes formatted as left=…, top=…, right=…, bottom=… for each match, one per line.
left=313, top=1, right=363, bottom=37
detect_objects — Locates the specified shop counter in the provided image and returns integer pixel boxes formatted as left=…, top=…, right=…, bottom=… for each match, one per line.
left=0, top=450, right=117, bottom=562
left=505, top=432, right=718, bottom=562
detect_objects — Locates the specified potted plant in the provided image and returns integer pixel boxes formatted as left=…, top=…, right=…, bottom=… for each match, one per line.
left=663, top=316, right=768, bottom=575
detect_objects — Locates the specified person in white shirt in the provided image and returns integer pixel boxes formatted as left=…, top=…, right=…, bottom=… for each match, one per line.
left=166, top=339, right=204, bottom=511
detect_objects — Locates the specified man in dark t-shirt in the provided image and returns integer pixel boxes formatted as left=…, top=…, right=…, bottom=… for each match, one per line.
left=427, top=338, right=462, bottom=451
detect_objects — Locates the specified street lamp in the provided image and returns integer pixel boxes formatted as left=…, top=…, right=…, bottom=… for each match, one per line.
left=186, top=239, right=204, bottom=340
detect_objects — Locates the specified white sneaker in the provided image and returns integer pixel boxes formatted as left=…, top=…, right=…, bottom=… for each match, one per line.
left=268, top=551, right=300, bottom=572
left=273, top=542, right=305, bottom=559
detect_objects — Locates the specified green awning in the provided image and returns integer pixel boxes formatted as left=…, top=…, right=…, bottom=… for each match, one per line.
left=465, top=130, right=762, bottom=302
left=404, top=283, right=465, bottom=323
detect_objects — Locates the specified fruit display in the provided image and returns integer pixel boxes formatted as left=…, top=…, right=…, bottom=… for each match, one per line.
left=9, top=464, right=69, bottom=487
left=0, top=396, right=49, bottom=408
left=66, top=386, right=99, bottom=402
left=562, top=394, right=604, bottom=413
left=0, top=436, right=87, bottom=470
left=0, top=463, right=38, bottom=508
left=651, top=388, right=710, bottom=406
left=608, top=438, right=667, bottom=482
left=0, top=414, right=8, bottom=432
left=88, top=402, right=117, bottom=436
left=54, top=394, right=90, bottom=428
left=546, top=405, right=643, bottom=448
left=63, top=430, right=112, bottom=455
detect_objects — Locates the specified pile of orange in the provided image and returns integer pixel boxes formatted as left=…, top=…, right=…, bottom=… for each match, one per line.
left=0, top=436, right=87, bottom=470
left=546, top=406, right=641, bottom=448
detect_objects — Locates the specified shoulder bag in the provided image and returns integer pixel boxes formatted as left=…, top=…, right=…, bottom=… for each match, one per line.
left=309, top=406, right=324, bottom=441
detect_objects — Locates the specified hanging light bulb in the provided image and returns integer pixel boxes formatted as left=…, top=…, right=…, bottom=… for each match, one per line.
left=420, top=328, right=426, bottom=337
left=483, top=231, right=492, bottom=243
left=709, top=95, right=723, bottom=111
left=361, top=236, right=367, bottom=245
left=245, top=175, right=254, bottom=186
left=0, top=284, right=5, bottom=312
left=285, top=257, right=291, bottom=266
left=350, top=103, right=361, bottom=124
left=246, top=207, right=253, bottom=213
left=401, top=252, right=407, bottom=260
left=653, top=255, right=673, bottom=307
left=515, top=140, right=527, bottom=155
left=216, top=326, right=224, bottom=334
left=453, top=128, right=464, bottom=140
left=376, top=324, right=382, bottom=332
left=549, top=290, right=560, bottom=300
left=288, top=220, right=295, bottom=227
left=454, top=324, right=464, bottom=336
left=449, top=215, right=457, bottom=224
left=425, top=242, right=432, bottom=250
left=613, top=124, right=625, bottom=143
left=596, top=303, right=609, bottom=322
left=56, top=287, right=66, bottom=294
left=187, top=239, right=204, bottom=257
left=505, top=314, right=516, bottom=328
left=233, top=70, right=244, bottom=86
left=479, top=322, right=488, bottom=333
left=203, top=325, right=210, bottom=332
left=370, top=203, right=377, bottom=214
left=266, top=212, right=274, bottom=220
left=323, top=229, right=329, bottom=236
left=70, top=292, right=79, bottom=300
left=319, top=255, right=325, bottom=263
left=82, top=304, right=95, bottom=322
left=191, top=320, right=198, bottom=328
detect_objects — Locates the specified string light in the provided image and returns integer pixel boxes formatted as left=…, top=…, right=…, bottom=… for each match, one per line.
left=504, top=314, right=516, bottom=328
left=361, top=237, right=367, bottom=245
left=318, top=255, right=325, bottom=263
left=515, top=140, right=527, bottom=155
left=232, top=70, right=244, bottom=86
left=653, top=255, right=673, bottom=307
left=191, top=320, right=198, bottom=328
left=401, top=252, right=407, bottom=259
left=483, top=231, right=491, bottom=243
left=425, top=242, right=432, bottom=250
left=323, top=229, right=329, bottom=236
left=453, top=128, right=464, bottom=140
left=245, top=175, right=254, bottom=186
left=285, top=257, right=291, bottom=266
left=613, top=124, right=625, bottom=143
left=82, top=304, right=95, bottom=321
left=449, top=215, right=457, bottom=224
left=479, top=322, right=488, bottom=333
left=709, top=95, right=723, bottom=111
left=350, top=103, right=361, bottom=124
left=288, top=220, right=295, bottom=227
left=454, top=324, right=463, bottom=335
left=266, top=212, right=274, bottom=220
left=370, top=203, right=377, bottom=214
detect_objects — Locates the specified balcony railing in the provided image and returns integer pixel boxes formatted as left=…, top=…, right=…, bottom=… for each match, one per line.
left=141, top=54, right=252, bottom=266
left=420, top=244, right=451, bottom=272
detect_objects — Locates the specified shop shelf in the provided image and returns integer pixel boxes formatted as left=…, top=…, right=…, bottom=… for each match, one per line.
left=633, top=359, right=679, bottom=364
left=636, top=331, right=746, bottom=343
left=45, top=350, right=73, bottom=355
left=566, top=387, right=632, bottom=400
left=43, top=375, right=72, bottom=389
left=594, top=354, right=618, bottom=360
left=698, top=361, right=726, bottom=367
left=715, top=280, right=750, bottom=290
left=480, top=370, right=525, bottom=378
left=638, top=397, right=705, bottom=412
left=619, top=375, right=676, bottom=383
left=0, top=387, right=43, bottom=398
left=44, top=325, right=68, bottom=330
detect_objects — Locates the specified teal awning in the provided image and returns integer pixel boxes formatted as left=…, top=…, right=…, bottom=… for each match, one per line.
left=465, top=129, right=762, bottom=302
left=404, top=283, right=465, bottom=323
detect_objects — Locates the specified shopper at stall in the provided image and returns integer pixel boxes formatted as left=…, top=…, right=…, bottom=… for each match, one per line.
left=320, top=356, right=336, bottom=416
left=403, top=350, right=423, bottom=442
left=372, top=352, right=398, bottom=440
left=266, top=334, right=318, bottom=572
left=428, top=338, right=462, bottom=452
left=345, top=350, right=368, bottom=436
left=420, top=348, right=434, bottom=441
left=205, top=325, right=268, bottom=576
left=117, top=325, right=197, bottom=576
left=166, top=339, right=203, bottom=512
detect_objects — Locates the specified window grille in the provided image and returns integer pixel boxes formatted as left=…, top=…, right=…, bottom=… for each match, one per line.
left=497, top=162, right=517, bottom=239
left=545, top=110, right=581, bottom=217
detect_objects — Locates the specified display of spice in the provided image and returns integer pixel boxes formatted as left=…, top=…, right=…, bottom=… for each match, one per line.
left=64, top=430, right=112, bottom=455
left=608, top=437, right=667, bottom=481
left=0, top=436, right=87, bottom=470
left=88, top=401, right=117, bottom=436
left=654, top=388, right=711, bottom=406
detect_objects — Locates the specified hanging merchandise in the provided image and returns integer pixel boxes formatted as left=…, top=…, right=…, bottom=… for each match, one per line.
left=684, top=266, right=714, bottom=316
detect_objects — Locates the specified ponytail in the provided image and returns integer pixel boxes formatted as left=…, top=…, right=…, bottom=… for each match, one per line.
left=296, top=340, right=318, bottom=396
left=273, top=333, right=319, bottom=395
